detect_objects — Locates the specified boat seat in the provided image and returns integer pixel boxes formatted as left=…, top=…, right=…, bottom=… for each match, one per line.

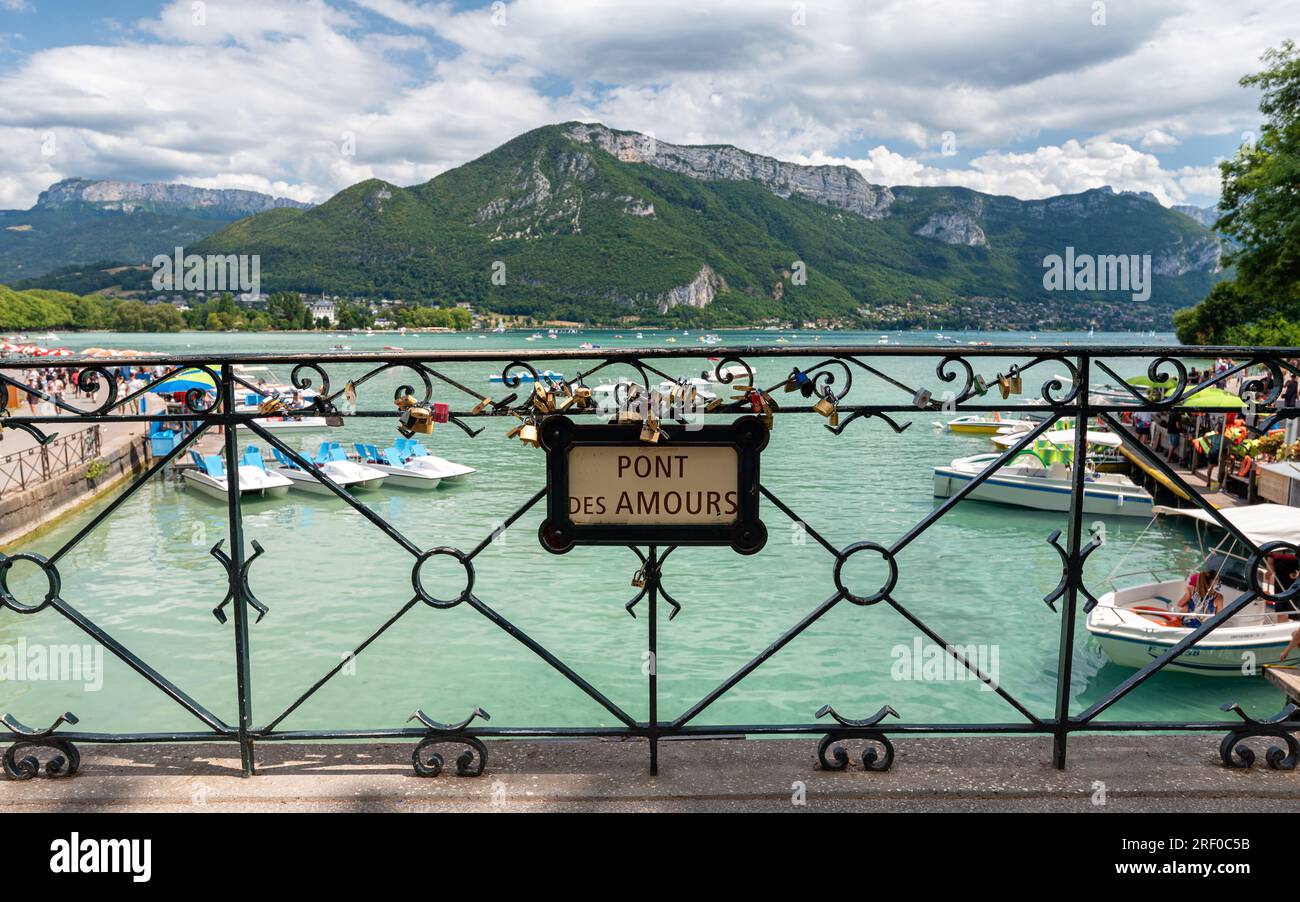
left=203, top=454, right=226, bottom=479
left=190, top=450, right=207, bottom=473
left=242, top=446, right=267, bottom=471
left=271, top=447, right=301, bottom=470
left=382, top=447, right=406, bottom=467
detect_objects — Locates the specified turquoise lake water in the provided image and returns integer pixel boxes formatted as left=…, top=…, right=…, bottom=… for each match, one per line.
left=1, top=328, right=1284, bottom=735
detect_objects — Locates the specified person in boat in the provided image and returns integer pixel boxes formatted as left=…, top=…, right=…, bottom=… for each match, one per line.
left=1283, top=625, right=1300, bottom=661
left=1266, top=552, right=1300, bottom=620
left=1174, top=565, right=1223, bottom=628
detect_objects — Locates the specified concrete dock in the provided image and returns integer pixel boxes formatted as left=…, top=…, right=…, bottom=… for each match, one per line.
left=3, top=735, right=1296, bottom=812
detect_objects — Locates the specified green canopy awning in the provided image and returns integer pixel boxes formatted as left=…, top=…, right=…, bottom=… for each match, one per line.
left=1165, top=386, right=1245, bottom=409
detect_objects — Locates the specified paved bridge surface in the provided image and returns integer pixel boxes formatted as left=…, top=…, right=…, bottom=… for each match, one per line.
left=4, top=735, right=1297, bottom=812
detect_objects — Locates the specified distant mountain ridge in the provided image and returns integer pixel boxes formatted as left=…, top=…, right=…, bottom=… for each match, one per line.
left=35, top=177, right=309, bottom=218
left=9, top=125, right=1224, bottom=329
left=0, top=178, right=310, bottom=283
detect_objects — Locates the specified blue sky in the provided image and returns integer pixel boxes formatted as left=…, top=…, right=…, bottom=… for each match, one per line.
left=0, top=0, right=1291, bottom=209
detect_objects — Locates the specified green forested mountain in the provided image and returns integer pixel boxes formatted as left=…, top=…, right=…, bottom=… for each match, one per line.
left=193, top=123, right=1222, bottom=328
left=12, top=124, right=1224, bottom=329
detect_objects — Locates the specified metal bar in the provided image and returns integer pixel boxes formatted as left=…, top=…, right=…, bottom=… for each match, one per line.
left=1052, top=353, right=1090, bottom=769
left=759, top=485, right=841, bottom=557
left=246, top=420, right=424, bottom=558
left=671, top=592, right=844, bottom=728
left=47, top=422, right=210, bottom=566
left=261, top=597, right=421, bottom=733
left=647, top=544, right=659, bottom=775
left=222, top=365, right=257, bottom=777
left=466, top=593, right=639, bottom=728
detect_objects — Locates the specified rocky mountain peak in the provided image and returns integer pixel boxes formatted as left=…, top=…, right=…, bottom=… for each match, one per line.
left=564, top=122, right=894, bottom=220
left=34, top=177, right=310, bottom=217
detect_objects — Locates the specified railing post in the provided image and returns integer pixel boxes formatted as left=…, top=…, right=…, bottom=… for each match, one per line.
left=1052, top=354, right=1090, bottom=769
left=647, top=545, right=660, bottom=776
left=220, top=365, right=257, bottom=776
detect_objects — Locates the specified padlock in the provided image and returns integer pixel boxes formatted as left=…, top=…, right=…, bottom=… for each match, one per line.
left=705, top=397, right=723, bottom=412
left=518, top=419, right=540, bottom=448
left=785, top=368, right=811, bottom=393
left=505, top=420, right=524, bottom=440
left=573, top=386, right=593, bottom=409
left=532, top=383, right=555, bottom=414
left=1009, top=372, right=1022, bottom=394
left=748, top=389, right=764, bottom=413
left=973, top=375, right=989, bottom=397
left=258, top=396, right=287, bottom=416
left=398, top=406, right=434, bottom=438
left=914, top=388, right=933, bottom=408
left=471, top=397, right=493, bottom=416
left=395, top=394, right=416, bottom=411
left=344, top=381, right=358, bottom=411
left=813, top=393, right=837, bottom=419
left=432, top=402, right=450, bottom=424
left=997, top=373, right=1012, bottom=400
left=640, top=415, right=662, bottom=444
left=631, top=568, right=645, bottom=588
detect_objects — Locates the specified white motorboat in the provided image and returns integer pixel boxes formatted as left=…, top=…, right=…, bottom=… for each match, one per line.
left=236, top=415, right=329, bottom=433
left=181, top=449, right=292, bottom=500
left=944, top=413, right=1041, bottom=435
left=933, top=449, right=1153, bottom=517
left=1087, top=504, right=1300, bottom=675
left=270, top=443, right=387, bottom=494
left=488, top=369, right=564, bottom=384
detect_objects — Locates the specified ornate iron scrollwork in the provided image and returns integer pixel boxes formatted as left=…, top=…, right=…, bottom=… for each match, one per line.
left=2, top=712, right=80, bottom=780
left=1218, top=701, right=1299, bottom=770
left=408, top=707, right=490, bottom=777
left=210, top=540, right=270, bottom=624
left=814, top=704, right=899, bottom=771
left=1043, top=528, right=1103, bottom=613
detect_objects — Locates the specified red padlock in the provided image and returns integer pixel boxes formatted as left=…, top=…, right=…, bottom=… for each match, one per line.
left=748, top=390, right=763, bottom=413
left=433, top=402, right=450, bottom=424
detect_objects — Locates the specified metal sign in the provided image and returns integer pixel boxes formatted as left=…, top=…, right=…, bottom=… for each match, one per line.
left=539, top=416, right=767, bottom=554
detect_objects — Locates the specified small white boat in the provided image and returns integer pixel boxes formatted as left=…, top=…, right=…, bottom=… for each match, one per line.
left=1088, top=504, right=1300, bottom=675
left=933, top=451, right=1153, bottom=517
left=270, top=443, right=386, bottom=494
left=488, top=369, right=564, bottom=384
left=181, top=449, right=292, bottom=500
left=352, top=440, right=476, bottom=488
left=236, top=415, right=329, bottom=433
left=944, top=413, right=1040, bottom=435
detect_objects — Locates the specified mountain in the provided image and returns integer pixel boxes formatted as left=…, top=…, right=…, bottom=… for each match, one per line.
left=0, top=178, right=310, bottom=283
left=1173, top=203, right=1220, bottom=229
left=25, top=125, right=1224, bottom=329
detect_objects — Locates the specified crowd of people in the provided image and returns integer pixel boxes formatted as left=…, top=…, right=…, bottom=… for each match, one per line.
left=20, top=365, right=169, bottom=414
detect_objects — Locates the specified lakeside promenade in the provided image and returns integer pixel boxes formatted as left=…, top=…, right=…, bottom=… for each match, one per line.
left=5, top=736, right=1296, bottom=812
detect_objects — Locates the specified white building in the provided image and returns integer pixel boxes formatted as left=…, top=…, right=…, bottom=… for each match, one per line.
left=309, top=297, right=338, bottom=325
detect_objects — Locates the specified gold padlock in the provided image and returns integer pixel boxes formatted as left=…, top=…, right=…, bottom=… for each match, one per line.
left=618, top=406, right=644, bottom=423
left=472, top=397, right=493, bottom=416
left=631, top=568, right=645, bottom=588
left=532, top=384, right=555, bottom=414
left=1009, top=373, right=1023, bottom=394
left=518, top=419, right=540, bottom=448
left=997, top=373, right=1012, bottom=400
left=640, top=416, right=662, bottom=444
left=258, top=396, right=286, bottom=416
left=399, top=406, right=434, bottom=438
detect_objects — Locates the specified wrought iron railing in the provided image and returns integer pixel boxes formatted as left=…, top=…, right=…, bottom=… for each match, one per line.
left=0, top=344, right=1297, bottom=780
left=0, top=426, right=102, bottom=497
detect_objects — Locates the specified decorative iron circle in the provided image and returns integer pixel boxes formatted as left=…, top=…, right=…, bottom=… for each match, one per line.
left=1247, top=541, right=1300, bottom=604
left=833, top=542, right=897, bottom=606
left=0, top=552, right=60, bottom=614
left=412, top=547, right=474, bottom=609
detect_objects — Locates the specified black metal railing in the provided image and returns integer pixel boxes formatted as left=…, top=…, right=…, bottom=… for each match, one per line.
left=0, top=344, right=1297, bottom=780
left=0, top=426, right=102, bottom=497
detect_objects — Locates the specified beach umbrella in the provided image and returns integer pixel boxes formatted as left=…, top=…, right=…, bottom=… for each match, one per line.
left=1165, top=386, right=1244, bottom=409
left=150, top=367, right=218, bottom=396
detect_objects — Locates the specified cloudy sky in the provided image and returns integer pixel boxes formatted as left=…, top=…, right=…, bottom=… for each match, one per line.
left=0, top=0, right=1292, bottom=210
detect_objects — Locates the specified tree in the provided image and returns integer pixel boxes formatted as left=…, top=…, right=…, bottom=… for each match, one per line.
left=1176, top=41, right=1300, bottom=344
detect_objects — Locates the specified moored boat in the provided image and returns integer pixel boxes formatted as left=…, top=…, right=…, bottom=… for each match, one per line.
left=1087, top=504, right=1300, bottom=675
left=181, top=448, right=292, bottom=500
left=933, top=450, right=1153, bottom=517
left=271, top=443, right=387, bottom=494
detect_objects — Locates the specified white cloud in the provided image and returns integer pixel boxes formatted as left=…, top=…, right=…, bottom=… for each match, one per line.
left=0, top=0, right=1290, bottom=209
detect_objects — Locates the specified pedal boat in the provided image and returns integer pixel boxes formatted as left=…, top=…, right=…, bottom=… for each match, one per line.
left=181, top=449, right=292, bottom=500
left=270, top=443, right=387, bottom=494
